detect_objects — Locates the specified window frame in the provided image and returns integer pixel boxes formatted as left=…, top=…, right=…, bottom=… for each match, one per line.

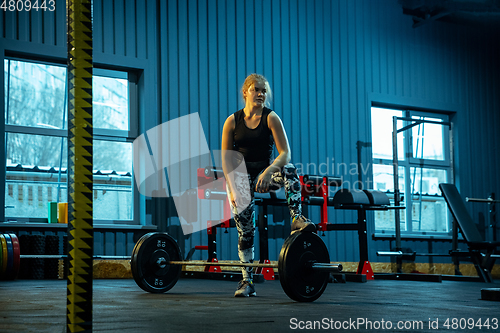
left=3, top=57, right=139, bottom=225
left=371, top=107, right=453, bottom=236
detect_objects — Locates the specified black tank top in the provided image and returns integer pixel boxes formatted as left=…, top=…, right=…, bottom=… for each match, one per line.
left=233, top=107, right=274, bottom=174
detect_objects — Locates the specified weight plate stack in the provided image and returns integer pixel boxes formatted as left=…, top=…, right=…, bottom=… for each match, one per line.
left=131, top=232, right=183, bottom=293
left=0, top=233, right=21, bottom=280
left=278, top=231, right=330, bottom=302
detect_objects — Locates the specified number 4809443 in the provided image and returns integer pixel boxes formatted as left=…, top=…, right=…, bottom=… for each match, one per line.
left=1, top=0, right=56, bottom=12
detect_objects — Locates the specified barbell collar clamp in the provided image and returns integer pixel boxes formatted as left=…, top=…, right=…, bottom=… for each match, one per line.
left=157, top=257, right=167, bottom=269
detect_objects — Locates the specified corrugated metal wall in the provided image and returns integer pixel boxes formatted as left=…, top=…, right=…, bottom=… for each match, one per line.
left=1, top=0, right=499, bottom=263
left=157, top=0, right=500, bottom=262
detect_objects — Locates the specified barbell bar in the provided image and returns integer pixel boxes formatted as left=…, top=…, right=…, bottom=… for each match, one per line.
left=466, top=197, right=500, bottom=203
left=165, top=260, right=342, bottom=272
left=20, top=255, right=342, bottom=273
left=19, top=255, right=130, bottom=259
left=12, top=248, right=342, bottom=271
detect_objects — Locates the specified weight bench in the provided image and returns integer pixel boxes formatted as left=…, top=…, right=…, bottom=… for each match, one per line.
left=439, top=183, right=500, bottom=283
left=331, top=189, right=394, bottom=280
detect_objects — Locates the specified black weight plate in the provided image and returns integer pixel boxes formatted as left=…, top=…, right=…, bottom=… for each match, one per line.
left=279, top=232, right=330, bottom=302
left=278, top=232, right=300, bottom=300
left=131, top=232, right=182, bottom=293
left=278, top=233, right=299, bottom=299
left=4, top=234, right=14, bottom=279
left=278, top=231, right=330, bottom=302
left=279, top=233, right=305, bottom=300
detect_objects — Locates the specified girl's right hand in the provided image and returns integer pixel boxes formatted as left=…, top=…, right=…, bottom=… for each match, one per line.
left=229, top=191, right=238, bottom=208
left=229, top=189, right=251, bottom=210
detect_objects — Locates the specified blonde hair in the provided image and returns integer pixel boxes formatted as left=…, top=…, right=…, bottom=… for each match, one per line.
left=241, top=73, right=273, bottom=107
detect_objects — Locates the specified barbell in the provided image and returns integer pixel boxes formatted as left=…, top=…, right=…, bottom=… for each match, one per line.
left=1, top=231, right=342, bottom=302
left=131, top=231, right=342, bottom=302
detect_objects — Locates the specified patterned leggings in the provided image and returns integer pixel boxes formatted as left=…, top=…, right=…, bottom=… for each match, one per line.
left=228, top=163, right=303, bottom=281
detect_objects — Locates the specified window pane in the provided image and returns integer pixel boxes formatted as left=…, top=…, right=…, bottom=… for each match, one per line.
left=409, top=168, right=448, bottom=232
left=93, top=75, right=129, bottom=131
left=6, top=132, right=67, bottom=168
left=410, top=200, right=449, bottom=232
left=4, top=59, right=66, bottom=129
left=5, top=175, right=67, bottom=218
left=93, top=140, right=132, bottom=172
left=5, top=133, right=67, bottom=218
left=93, top=140, right=132, bottom=220
left=409, top=167, right=446, bottom=195
left=411, top=117, right=445, bottom=160
left=91, top=75, right=132, bottom=220
left=373, top=164, right=406, bottom=232
left=374, top=201, right=406, bottom=232
left=372, top=164, right=405, bottom=193
left=371, top=107, right=403, bottom=160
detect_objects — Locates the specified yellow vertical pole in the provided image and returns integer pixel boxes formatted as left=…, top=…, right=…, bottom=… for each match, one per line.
left=66, top=0, right=93, bottom=331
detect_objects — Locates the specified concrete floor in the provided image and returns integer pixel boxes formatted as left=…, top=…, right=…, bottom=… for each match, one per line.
left=0, top=277, right=499, bottom=333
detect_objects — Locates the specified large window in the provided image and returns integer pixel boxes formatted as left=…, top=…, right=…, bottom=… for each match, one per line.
left=371, top=107, right=451, bottom=235
left=4, top=59, right=137, bottom=223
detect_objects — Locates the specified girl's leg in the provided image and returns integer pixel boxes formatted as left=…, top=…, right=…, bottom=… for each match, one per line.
left=270, top=163, right=315, bottom=232
left=228, top=172, right=256, bottom=281
left=269, top=163, right=302, bottom=218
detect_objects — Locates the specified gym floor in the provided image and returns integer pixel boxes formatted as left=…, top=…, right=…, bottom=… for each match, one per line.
left=0, top=277, right=499, bottom=333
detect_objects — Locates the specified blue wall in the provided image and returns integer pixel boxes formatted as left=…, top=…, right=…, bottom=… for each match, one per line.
left=1, top=0, right=499, bottom=264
